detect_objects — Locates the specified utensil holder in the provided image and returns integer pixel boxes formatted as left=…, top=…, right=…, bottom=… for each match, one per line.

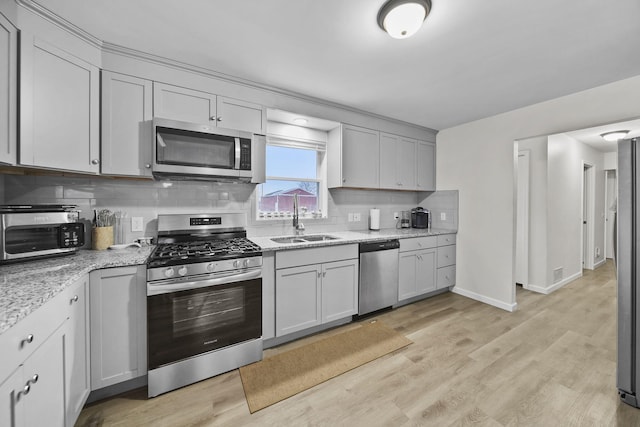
left=92, top=226, right=114, bottom=250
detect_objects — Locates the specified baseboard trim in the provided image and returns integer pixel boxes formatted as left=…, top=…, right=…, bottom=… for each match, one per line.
left=526, top=270, right=583, bottom=295
left=451, top=286, right=517, bottom=312
left=594, top=259, right=606, bottom=269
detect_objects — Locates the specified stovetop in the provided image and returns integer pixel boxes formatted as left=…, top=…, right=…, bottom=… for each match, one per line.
left=148, top=237, right=262, bottom=268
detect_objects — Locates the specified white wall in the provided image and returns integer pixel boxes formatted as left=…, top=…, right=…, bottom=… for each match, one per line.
left=437, top=75, right=640, bottom=311
left=547, top=134, right=605, bottom=287
left=604, top=152, right=618, bottom=170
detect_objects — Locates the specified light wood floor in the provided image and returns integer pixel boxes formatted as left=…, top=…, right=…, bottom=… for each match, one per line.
left=77, top=260, right=640, bottom=426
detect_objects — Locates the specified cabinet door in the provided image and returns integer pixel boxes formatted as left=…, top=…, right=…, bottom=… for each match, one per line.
left=0, top=368, right=22, bottom=427
left=90, top=266, right=147, bottom=390
left=416, top=141, right=436, bottom=191
left=101, top=71, right=153, bottom=177
left=398, top=252, right=418, bottom=300
left=398, top=137, right=417, bottom=189
left=65, top=277, right=90, bottom=427
left=416, top=249, right=437, bottom=294
left=321, top=259, right=358, bottom=323
left=341, top=125, right=379, bottom=188
left=275, top=264, right=322, bottom=336
left=153, top=82, right=216, bottom=124
left=22, top=326, right=66, bottom=427
left=216, top=96, right=263, bottom=133
left=0, top=13, right=17, bottom=165
left=19, top=34, right=99, bottom=173
left=381, top=134, right=417, bottom=190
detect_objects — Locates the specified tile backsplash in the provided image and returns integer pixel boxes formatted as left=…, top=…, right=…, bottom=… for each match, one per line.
left=2, top=174, right=458, bottom=245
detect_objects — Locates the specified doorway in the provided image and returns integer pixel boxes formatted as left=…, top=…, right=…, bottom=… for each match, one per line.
left=515, top=150, right=530, bottom=288
left=605, top=170, right=617, bottom=259
left=582, top=162, right=595, bottom=270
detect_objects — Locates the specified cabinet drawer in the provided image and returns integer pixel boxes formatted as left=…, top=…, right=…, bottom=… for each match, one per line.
left=437, top=266, right=456, bottom=288
left=437, top=234, right=456, bottom=246
left=276, top=244, right=358, bottom=269
left=0, top=285, right=70, bottom=383
left=400, top=236, right=437, bottom=252
left=437, top=245, right=456, bottom=268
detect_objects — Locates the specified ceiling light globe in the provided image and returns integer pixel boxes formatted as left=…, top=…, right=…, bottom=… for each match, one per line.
left=378, top=0, right=431, bottom=39
left=383, top=3, right=426, bottom=39
left=601, top=130, right=630, bottom=142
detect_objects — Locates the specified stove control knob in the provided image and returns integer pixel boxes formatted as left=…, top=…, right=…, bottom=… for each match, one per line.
left=207, top=263, right=216, bottom=272
left=233, top=260, right=241, bottom=268
left=178, top=266, right=188, bottom=276
left=243, top=259, right=250, bottom=268
left=164, top=268, right=175, bottom=278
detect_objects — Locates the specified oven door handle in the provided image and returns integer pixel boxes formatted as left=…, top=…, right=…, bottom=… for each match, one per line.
left=147, top=269, right=261, bottom=296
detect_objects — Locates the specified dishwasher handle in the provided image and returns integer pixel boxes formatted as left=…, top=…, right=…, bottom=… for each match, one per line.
left=359, top=239, right=400, bottom=253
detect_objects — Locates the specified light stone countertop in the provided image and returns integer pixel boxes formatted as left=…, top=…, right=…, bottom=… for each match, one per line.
left=1, top=227, right=457, bottom=337
left=248, top=227, right=457, bottom=251
left=0, top=246, right=154, bottom=335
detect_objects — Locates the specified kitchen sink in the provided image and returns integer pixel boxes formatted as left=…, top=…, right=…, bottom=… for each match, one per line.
left=270, top=234, right=340, bottom=244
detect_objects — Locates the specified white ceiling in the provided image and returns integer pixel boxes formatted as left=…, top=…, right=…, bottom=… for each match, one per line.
left=34, top=0, right=640, bottom=131
left=564, top=119, right=640, bottom=153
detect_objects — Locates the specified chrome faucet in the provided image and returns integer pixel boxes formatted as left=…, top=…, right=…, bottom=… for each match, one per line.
left=293, top=193, right=305, bottom=235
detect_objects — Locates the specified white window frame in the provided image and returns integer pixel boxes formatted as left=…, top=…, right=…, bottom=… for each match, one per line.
left=256, top=135, right=328, bottom=221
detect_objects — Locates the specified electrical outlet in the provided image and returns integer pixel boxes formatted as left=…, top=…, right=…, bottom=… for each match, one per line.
left=131, top=217, right=144, bottom=232
left=394, top=212, right=399, bottom=219
left=348, top=213, right=354, bottom=222
left=353, top=213, right=361, bottom=222
left=440, top=212, right=447, bottom=221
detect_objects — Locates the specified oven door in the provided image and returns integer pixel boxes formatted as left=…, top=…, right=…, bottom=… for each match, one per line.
left=147, top=275, right=262, bottom=370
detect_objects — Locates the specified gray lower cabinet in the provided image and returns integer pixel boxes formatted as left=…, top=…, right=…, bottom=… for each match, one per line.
left=275, top=245, right=358, bottom=337
left=398, top=234, right=456, bottom=302
left=89, top=266, right=147, bottom=391
left=0, top=274, right=88, bottom=427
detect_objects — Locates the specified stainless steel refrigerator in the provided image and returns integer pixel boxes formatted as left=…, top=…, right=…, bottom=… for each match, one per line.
left=617, top=137, right=640, bottom=408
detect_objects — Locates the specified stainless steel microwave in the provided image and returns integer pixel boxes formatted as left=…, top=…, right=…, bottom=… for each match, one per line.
left=0, top=205, right=85, bottom=262
left=152, top=118, right=266, bottom=183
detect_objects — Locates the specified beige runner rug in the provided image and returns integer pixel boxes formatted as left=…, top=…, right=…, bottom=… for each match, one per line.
left=239, top=320, right=412, bottom=413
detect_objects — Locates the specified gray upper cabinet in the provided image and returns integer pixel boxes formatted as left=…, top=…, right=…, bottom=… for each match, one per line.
left=416, top=140, right=436, bottom=191
left=153, top=82, right=264, bottom=133
left=101, top=71, right=153, bottom=177
left=328, top=124, right=380, bottom=189
left=0, top=13, right=17, bottom=165
left=19, top=33, right=100, bottom=174
left=380, top=132, right=417, bottom=190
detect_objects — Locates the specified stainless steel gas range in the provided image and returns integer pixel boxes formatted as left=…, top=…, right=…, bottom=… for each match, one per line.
left=146, top=212, right=263, bottom=397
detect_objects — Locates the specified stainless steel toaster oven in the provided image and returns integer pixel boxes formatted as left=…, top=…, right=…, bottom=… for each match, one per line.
left=0, top=205, right=85, bottom=262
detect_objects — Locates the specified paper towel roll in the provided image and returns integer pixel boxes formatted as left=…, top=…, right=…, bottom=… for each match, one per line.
left=369, top=208, right=380, bottom=230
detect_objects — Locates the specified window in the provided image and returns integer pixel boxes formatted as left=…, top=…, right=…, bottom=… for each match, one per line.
left=257, top=140, right=327, bottom=220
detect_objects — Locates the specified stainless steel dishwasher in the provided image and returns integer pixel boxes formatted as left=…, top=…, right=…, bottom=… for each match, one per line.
left=358, top=239, right=400, bottom=315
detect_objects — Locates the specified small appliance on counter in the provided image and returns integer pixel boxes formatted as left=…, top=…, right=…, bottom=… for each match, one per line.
left=400, top=211, right=411, bottom=228
left=411, top=207, right=431, bottom=229
left=0, top=204, right=85, bottom=262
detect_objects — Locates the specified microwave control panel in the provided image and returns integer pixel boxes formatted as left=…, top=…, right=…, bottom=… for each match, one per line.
left=59, top=223, right=85, bottom=248
left=239, top=139, right=251, bottom=170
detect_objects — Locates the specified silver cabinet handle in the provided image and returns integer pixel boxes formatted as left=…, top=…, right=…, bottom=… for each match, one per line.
left=22, top=334, right=34, bottom=346
left=317, top=271, right=321, bottom=278
left=71, top=295, right=79, bottom=303
left=91, top=159, right=99, bottom=165
left=342, top=179, right=346, bottom=183
left=216, top=117, right=222, bottom=122
left=210, top=116, right=216, bottom=121
left=145, top=164, right=151, bottom=168
left=17, top=384, right=30, bottom=401
left=27, top=374, right=38, bottom=385
left=323, top=271, right=326, bottom=277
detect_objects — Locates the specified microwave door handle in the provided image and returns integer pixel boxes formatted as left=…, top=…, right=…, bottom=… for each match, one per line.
left=157, top=133, right=167, bottom=148
left=234, top=137, right=241, bottom=169
left=147, top=269, right=261, bottom=296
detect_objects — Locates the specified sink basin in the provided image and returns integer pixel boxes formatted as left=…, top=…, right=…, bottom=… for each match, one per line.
left=270, top=234, right=340, bottom=244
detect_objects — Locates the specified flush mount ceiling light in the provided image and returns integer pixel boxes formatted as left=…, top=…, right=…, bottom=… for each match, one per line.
left=377, top=0, right=432, bottom=39
left=600, top=130, right=630, bottom=142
